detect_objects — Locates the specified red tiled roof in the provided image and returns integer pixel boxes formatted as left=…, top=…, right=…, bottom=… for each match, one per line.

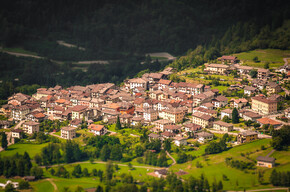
left=257, top=118, right=281, bottom=125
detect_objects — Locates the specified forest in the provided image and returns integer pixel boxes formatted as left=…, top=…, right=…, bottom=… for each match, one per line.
left=0, top=0, right=290, bottom=101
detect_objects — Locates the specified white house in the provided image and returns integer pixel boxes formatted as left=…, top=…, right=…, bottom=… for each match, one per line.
left=174, top=137, right=187, bottom=146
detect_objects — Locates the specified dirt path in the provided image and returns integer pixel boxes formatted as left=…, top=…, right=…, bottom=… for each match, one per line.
left=166, top=150, right=176, bottom=167
left=1, top=50, right=43, bottom=59
left=266, top=149, right=275, bottom=157
left=283, top=58, right=290, bottom=65
left=46, top=178, right=58, bottom=192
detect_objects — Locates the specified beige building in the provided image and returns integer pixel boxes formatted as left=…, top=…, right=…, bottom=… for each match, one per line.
left=192, top=112, right=215, bottom=128
left=237, top=131, right=258, bottom=144
left=162, top=108, right=185, bottom=123
left=251, top=96, right=277, bottom=115
left=61, top=126, right=76, bottom=139
left=256, top=156, right=275, bottom=168
left=152, top=119, right=173, bottom=132
left=205, top=64, right=230, bottom=74
left=23, top=121, right=40, bottom=134
left=213, top=121, right=233, bottom=132
left=71, top=105, right=93, bottom=120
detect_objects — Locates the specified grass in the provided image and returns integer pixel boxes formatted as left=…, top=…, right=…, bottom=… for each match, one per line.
left=233, top=49, right=290, bottom=68
left=168, top=139, right=284, bottom=190
left=211, top=85, right=229, bottom=92
left=0, top=143, right=49, bottom=158
left=1, top=47, right=38, bottom=56
left=31, top=180, right=55, bottom=192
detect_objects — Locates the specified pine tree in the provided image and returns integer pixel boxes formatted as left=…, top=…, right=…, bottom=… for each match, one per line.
left=270, top=169, right=278, bottom=186
left=116, top=116, right=121, bottom=130
left=232, top=108, right=239, bottom=124
left=1, top=132, right=8, bottom=150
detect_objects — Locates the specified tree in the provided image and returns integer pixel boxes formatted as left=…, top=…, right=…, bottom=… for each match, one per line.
left=96, top=185, right=103, bottom=192
left=249, top=70, right=258, bottom=78
left=232, top=108, right=239, bottom=124
left=163, top=139, right=171, bottom=152
left=134, top=145, right=144, bottom=157
left=19, top=180, right=30, bottom=189
left=30, top=166, right=43, bottom=180
left=1, top=132, right=8, bottom=150
left=222, top=116, right=230, bottom=123
left=72, top=164, right=82, bottom=178
left=105, top=161, right=114, bottom=182
left=82, top=168, right=89, bottom=177
left=116, top=116, right=122, bottom=130
left=100, top=145, right=111, bottom=161
left=264, top=62, right=270, bottom=69
left=110, top=144, right=123, bottom=161
left=4, top=183, right=16, bottom=192
left=253, top=56, right=259, bottom=63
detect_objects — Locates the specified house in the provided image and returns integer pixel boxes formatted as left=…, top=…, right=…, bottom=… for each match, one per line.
left=88, top=124, right=107, bottom=135
left=71, top=105, right=87, bottom=120
left=0, top=120, right=11, bottom=129
left=164, top=124, right=182, bottom=133
left=234, top=65, right=253, bottom=75
left=161, top=131, right=176, bottom=139
left=213, top=121, right=233, bottom=132
left=148, top=133, right=161, bottom=141
left=205, top=64, right=230, bottom=75
left=251, top=96, right=278, bottom=115
left=131, top=116, right=144, bottom=126
left=244, top=86, right=257, bottom=96
left=11, top=129, right=23, bottom=139
left=154, top=169, right=168, bottom=178
left=192, top=107, right=217, bottom=118
left=240, top=111, right=262, bottom=122
left=11, top=105, right=30, bottom=121
left=192, top=91, right=215, bottom=106
left=200, top=102, right=214, bottom=110
left=158, top=79, right=172, bottom=90
left=153, top=119, right=174, bottom=132
left=174, top=137, right=187, bottom=146
left=268, top=94, right=284, bottom=102
left=143, top=108, right=158, bottom=122
left=119, top=113, right=133, bottom=125
left=61, top=126, right=76, bottom=139
left=256, top=117, right=281, bottom=128
left=196, top=132, right=214, bottom=143
left=192, top=112, right=215, bottom=128
left=237, top=131, right=258, bottom=144
left=252, top=79, right=267, bottom=90
left=212, top=96, right=228, bottom=108
left=162, top=108, right=185, bottom=123
left=218, top=55, right=237, bottom=64
left=266, top=82, right=282, bottom=94
left=23, top=121, right=39, bottom=134
left=8, top=93, right=30, bottom=106
left=230, top=98, right=248, bottom=109
left=257, top=156, right=275, bottom=168
left=127, top=78, right=148, bottom=90
left=257, top=68, right=269, bottom=79
left=221, top=109, right=232, bottom=119
left=183, top=123, right=202, bottom=133
left=0, top=180, right=19, bottom=189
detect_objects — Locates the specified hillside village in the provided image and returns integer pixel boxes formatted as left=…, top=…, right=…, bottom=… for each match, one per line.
left=0, top=55, right=289, bottom=144
left=0, top=55, right=289, bottom=191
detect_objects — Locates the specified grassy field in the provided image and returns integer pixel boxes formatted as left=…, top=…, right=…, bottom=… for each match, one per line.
left=0, top=143, right=49, bottom=158
left=31, top=180, right=55, bottom=192
left=233, top=49, right=290, bottom=68
left=168, top=139, right=288, bottom=190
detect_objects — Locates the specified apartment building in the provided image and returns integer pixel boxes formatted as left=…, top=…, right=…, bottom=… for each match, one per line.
left=251, top=96, right=278, bottom=115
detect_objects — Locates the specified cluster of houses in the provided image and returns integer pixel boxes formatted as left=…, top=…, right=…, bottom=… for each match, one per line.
left=0, top=57, right=288, bottom=145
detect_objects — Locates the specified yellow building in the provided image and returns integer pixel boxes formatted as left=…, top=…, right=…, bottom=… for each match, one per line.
left=163, top=108, right=185, bottom=123
left=251, top=96, right=277, bottom=115
left=61, top=126, right=76, bottom=140
left=192, top=112, right=215, bottom=128
left=237, top=131, right=258, bottom=144
left=205, top=64, right=229, bottom=74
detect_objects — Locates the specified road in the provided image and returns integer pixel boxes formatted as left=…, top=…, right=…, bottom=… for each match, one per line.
left=227, top=188, right=289, bottom=192
left=41, top=160, right=162, bottom=170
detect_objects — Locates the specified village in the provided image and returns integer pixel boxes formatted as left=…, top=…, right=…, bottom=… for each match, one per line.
left=0, top=55, right=289, bottom=167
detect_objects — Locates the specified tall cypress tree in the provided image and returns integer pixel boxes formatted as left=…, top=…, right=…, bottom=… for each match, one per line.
left=115, top=116, right=121, bottom=130
left=1, top=132, right=8, bottom=150
left=232, top=108, right=239, bottom=124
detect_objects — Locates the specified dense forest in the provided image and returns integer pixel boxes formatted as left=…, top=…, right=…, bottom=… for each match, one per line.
left=0, top=0, right=290, bottom=100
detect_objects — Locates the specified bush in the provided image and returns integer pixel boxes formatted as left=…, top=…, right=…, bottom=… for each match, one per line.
left=19, top=181, right=30, bottom=189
